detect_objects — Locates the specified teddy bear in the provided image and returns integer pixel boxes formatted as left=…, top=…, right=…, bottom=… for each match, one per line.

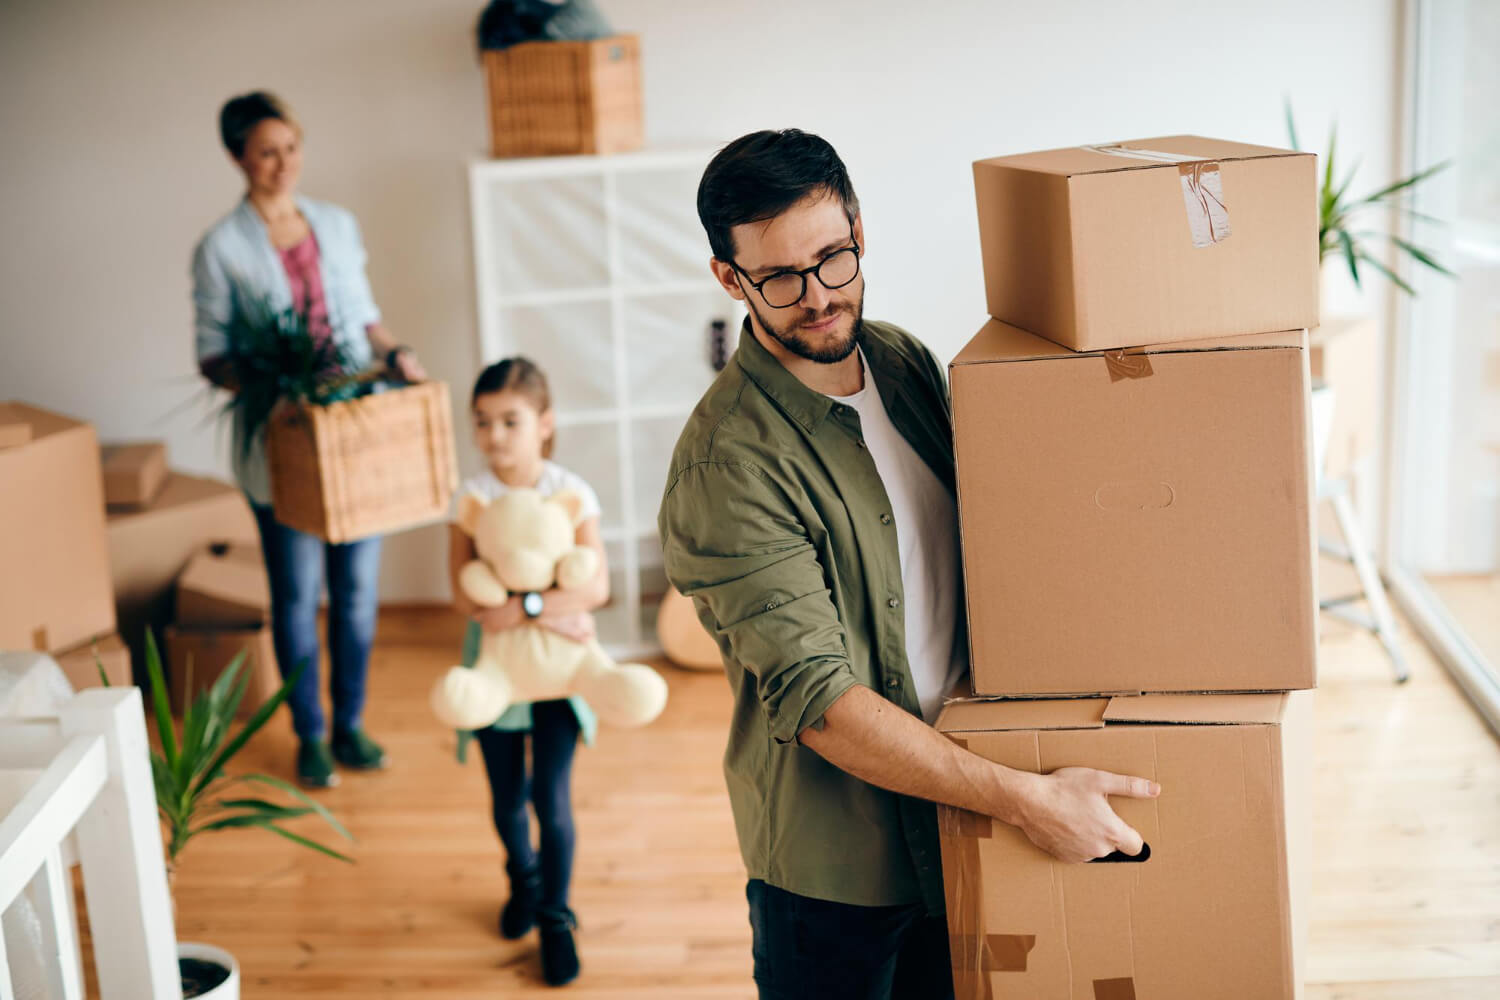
left=430, top=487, right=669, bottom=731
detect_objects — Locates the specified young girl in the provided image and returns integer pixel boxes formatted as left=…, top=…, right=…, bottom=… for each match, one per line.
left=450, top=357, right=606, bottom=987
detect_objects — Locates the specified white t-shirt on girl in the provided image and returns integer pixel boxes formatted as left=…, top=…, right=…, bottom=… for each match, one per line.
left=454, top=461, right=603, bottom=524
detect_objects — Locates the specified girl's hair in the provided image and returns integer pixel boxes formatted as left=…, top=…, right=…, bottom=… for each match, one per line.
left=471, top=356, right=554, bottom=458
left=219, top=90, right=300, bottom=159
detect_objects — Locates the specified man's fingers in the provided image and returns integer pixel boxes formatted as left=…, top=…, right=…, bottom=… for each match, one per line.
left=1113, top=821, right=1146, bottom=858
left=1103, top=771, right=1160, bottom=799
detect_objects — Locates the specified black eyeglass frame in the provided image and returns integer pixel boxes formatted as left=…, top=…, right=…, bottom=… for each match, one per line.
left=727, top=227, right=862, bottom=309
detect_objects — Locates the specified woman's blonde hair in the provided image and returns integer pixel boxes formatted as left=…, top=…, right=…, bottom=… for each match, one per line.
left=218, top=90, right=300, bottom=159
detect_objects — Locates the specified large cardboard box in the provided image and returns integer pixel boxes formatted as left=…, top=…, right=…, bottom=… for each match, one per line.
left=0, top=402, right=117, bottom=652
left=1310, top=315, right=1381, bottom=483
left=101, top=441, right=169, bottom=509
left=175, top=542, right=270, bottom=628
left=974, top=136, right=1318, bottom=351
left=951, top=321, right=1316, bottom=696
left=51, top=632, right=133, bottom=691
left=108, top=472, right=258, bottom=667
left=164, top=624, right=280, bottom=718
left=937, top=691, right=1311, bottom=1000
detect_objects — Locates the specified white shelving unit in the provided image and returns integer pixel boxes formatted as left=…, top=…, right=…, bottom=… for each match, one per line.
left=469, top=149, right=741, bottom=658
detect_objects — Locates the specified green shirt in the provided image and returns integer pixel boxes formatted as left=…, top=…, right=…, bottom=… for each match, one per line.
left=658, top=318, right=959, bottom=914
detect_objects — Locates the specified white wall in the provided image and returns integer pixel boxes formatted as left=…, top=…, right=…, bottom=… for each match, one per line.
left=0, top=0, right=1401, bottom=601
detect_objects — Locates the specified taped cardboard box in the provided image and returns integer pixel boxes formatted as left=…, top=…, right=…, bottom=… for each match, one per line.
left=937, top=691, right=1311, bottom=1000
left=51, top=632, right=133, bottom=691
left=974, top=136, right=1318, bottom=352
left=176, top=542, right=270, bottom=628
left=0, top=415, right=32, bottom=449
left=164, top=624, right=280, bottom=718
left=951, top=321, right=1316, bottom=696
left=101, top=441, right=168, bottom=509
left=108, top=472, right=258, bottom=668
left=0, top=402, right=117, bottom=653
left=1309, top=316, right=1380, bottom=483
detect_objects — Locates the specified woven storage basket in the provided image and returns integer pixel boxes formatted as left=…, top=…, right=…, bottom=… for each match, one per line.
left=483, top=35, right=643, bottom=158
left=266, top=381, right=459, bottom=543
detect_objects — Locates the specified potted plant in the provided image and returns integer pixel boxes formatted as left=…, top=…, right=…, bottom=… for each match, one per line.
left=104, top=633, right=354, bottom=999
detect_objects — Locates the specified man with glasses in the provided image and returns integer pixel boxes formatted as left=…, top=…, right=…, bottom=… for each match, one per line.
left=658, top=130, right=1159, bottom=1000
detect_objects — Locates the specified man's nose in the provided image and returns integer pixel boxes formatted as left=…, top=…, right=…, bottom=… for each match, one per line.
left=799, top=273, right=833, bottom=312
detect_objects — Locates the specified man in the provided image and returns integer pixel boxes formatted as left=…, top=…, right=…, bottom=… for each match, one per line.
left=658, top=129, right=1159, bottom=1000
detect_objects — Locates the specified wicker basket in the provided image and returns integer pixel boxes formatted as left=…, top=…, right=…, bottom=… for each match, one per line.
left=482, top=35, right=643, bottom=158
left=266, top=381, right=459, bottom=543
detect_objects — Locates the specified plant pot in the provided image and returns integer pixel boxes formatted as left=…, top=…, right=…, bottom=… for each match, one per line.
left=178, top=942, right=240, bottom=1000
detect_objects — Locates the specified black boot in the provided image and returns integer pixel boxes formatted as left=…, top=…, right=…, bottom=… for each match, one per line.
left=538, top=906, right=581, bottom=987
left=499, top=863, right=541, bottom=940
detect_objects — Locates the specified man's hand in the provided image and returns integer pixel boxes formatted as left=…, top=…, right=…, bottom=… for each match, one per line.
left=1011, top=767, right=1160, bottom=864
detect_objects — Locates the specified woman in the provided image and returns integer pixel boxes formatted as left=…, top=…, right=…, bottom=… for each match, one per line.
left=192, top=90, right=426, bottom=788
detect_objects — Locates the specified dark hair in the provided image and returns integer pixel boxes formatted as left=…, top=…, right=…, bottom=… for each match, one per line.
left=696, top=129, right=860, bottom=263
left=218, top=91, right=299, bottom=159
left=471, top=356, right=555, bottom=458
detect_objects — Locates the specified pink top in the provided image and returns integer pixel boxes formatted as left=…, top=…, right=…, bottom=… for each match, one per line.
left=278, top=232, right=332, bottom=343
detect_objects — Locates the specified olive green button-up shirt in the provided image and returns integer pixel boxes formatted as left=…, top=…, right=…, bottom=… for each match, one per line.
left=658, top=317, right=960, bottom=913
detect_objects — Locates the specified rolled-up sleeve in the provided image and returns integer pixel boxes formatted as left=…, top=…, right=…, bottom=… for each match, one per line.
left=191, top=238, right=233, bottom=364
left=660, top=460, right=857, bottom=744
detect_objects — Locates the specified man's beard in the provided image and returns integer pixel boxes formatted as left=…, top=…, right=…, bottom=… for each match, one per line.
left=747, top=291, right=864, bottom=365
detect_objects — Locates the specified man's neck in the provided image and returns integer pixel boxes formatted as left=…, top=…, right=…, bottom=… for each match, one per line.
left=751, top=321, right=864, bottom=398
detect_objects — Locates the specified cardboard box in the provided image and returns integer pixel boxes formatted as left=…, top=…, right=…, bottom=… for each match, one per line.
left=101, top=441, right=168, bottom=508
left=164, top=624, right=280, bottom=718
left=175, top=542, right=270, bottom=628
left=951, top=321, right=1316, bottom=696
left=1310, top=316, right=1380, bottom=483
left=974, top=136, right=1318, bottom=351
left=0, top=416, right=32, bottom=449
left=51, top=632, right=133, bottom=691
left=0, top=402, right=117, bottom=652
left=108, top=472, right=259, bottom=667
left=937, top=691, right=1311, bottom=1000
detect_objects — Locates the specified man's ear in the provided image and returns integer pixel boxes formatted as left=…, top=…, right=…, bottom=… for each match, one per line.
left=852, top=212, right=865, bottom=257
left=551, top=489, right=586, bottom=527
left=456, top=491, right=489, bottom=537
left=710, top=258, right=746, bottom=301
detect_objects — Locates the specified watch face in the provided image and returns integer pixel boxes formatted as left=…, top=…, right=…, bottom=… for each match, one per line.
left=522, top=592, right=545, bottom=618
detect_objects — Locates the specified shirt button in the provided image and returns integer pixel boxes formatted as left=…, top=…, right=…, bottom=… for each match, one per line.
left=887, top=677, right=901, bottom=690
left=880, top=513, right=892, bottom=525
left=888, top=597, right=901, bottom=609
left=857, top=439, right=867, bottom=449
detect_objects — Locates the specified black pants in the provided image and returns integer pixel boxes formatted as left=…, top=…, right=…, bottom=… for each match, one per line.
left=474, top=700, right=580, bottom=911
left=747, top=879, right=955, bottom=1000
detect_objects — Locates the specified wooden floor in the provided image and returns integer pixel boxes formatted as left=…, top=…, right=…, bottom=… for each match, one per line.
left=85, top=601, right=1500, bottom=998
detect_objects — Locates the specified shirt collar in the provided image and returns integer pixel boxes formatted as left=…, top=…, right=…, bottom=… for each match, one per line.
left=733, top=317, right=836, bottom=433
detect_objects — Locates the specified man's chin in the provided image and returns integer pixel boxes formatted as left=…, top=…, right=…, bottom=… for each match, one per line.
left=778, top=317, right=859, bottom=365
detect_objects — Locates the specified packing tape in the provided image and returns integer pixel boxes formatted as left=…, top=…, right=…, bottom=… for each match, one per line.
left=941, top=804, right=996, bottom=1000
left=1084, top=144, right=1232, bottom=248
left=1094, top=978, right=1138, bottom=1000
left=950, top=934, right=1038, bottom=972
left=32, top=627, right=48, bottom=652
left=1104, top=350, right=1154, bottom=382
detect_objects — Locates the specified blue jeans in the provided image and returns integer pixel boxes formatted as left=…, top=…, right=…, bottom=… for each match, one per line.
left=747, top=880, right=953, bottom=1000
left=251, top=505, right=382, bottom=742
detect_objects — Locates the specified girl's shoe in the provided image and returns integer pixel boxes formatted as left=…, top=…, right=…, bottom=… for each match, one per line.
left=500, top=864, right=542, bottom=940
left=538, top=907, right=581, bottom=987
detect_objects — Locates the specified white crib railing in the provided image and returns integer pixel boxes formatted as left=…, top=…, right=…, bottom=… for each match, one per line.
left=0, top=688, right=180, bottom=999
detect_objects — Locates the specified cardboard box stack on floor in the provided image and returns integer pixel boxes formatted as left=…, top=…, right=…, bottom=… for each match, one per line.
left=941, top=137, right=1321, bottom=1000
left=166, top=541, right=279, bottom=717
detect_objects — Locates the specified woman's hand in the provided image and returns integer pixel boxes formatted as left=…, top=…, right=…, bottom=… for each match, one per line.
left=390, top=348, right=427, bottom=383
left=473, top=596, right=524, bottom=634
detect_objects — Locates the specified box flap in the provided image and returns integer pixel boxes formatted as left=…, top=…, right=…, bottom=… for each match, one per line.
left=937, top=697, right=1108, bottom=734
left=952, top=318, right=1305, bottom=367
left=0, top=402, right=86, bottom=442
left=1102, top=693, right=1288, bottom=725
left=976, top=135, right=1307, bottom=178
left=108, top=473, right=242, bottom=522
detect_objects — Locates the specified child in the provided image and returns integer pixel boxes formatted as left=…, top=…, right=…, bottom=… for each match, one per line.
left=451, top=357, right=606, bottom=987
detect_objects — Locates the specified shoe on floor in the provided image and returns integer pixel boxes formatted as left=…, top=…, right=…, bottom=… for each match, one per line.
left=538, top=907, right=581, bottom=987
left=331, top=727, right=388, bottom=770
left=500, top=863, right=542, bottom=940
left=296, top=739, right=340, bottom=789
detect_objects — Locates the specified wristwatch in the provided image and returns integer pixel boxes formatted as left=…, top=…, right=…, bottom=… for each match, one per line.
left=521, top=591, right=545, bottom=619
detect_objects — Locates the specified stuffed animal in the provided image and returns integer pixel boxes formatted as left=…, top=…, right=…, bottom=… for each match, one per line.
left=431, top=487, right=668, bottom=731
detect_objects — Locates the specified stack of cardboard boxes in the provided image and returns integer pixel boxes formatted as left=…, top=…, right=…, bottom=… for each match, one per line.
left=939, top=137, right=1321, bottom=999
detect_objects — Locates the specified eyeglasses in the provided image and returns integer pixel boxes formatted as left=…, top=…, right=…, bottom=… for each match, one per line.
left=729, top=230, right=861, bottom=309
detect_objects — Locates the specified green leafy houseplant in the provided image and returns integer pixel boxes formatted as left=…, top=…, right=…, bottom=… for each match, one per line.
left=1285, top=102, right=1454, bottom=295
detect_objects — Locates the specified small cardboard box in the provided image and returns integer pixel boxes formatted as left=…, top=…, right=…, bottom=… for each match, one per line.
left=101, top=441, right=169, bottom=509
left=164, top=624, right=280, bottom=718
left=1310, top=315, right=1381, bottom=483
left=0, top=416, right=32, bottom=449
left=51, top=632, right=133, bottom=691
left=974, top=136, right=1318, bottom=351
left=937, top=691, right=1311, bottom=1000
left=951, top=321, right=1316, bottom=696
left=108, top=473, right=259, bottom=667
left=0, top=402, right=117, bottom=653
left=175, top=542, right=270, bottom=629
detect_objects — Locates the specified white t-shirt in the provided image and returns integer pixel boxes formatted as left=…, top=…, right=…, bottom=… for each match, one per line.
left=828, top=350, right=966, bottom=723
left=454, top=461, right=603, bottom=524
